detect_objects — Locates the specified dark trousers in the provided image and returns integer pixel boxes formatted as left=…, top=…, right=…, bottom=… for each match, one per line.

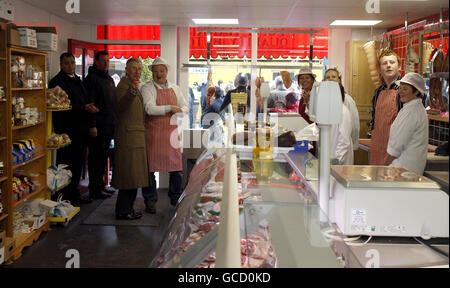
left=142, top=171, right=183, bottom=205
left=115, top=189, right=138, bottom=216
left=56, top=133, right=86, bottom=201
left=88, top=126, right=114, bottom=197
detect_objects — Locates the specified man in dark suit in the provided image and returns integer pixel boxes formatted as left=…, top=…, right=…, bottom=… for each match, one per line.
left=48, top=52, right=98, bottom=205
left=84, top=51, right=116, bottom=199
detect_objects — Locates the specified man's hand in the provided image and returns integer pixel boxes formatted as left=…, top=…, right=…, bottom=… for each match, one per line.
left=131, top=79, right=140, bottom=90
left=85, top=103, right=99, bottom=114
left=89, top=127, right=98, bottom=138
left=170, top=105, right=183, bottom=114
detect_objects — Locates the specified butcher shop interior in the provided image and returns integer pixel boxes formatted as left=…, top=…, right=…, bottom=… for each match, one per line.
left=0, top=0, right=449, bottom=271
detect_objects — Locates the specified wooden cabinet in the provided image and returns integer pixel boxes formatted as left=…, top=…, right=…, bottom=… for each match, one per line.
left=345, top=40, right=378, bottom=165
left=0, top=24, right=8, bottom=234
left=0, top=36, right=49, bottom=262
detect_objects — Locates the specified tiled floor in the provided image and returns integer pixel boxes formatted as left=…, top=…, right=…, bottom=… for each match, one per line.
left=4, top=187, right=174, bottom=268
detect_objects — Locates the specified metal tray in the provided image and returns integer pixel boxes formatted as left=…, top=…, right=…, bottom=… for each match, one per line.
left=331, top=166, right=441, bottom=189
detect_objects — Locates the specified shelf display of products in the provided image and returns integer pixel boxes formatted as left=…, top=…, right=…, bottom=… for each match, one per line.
left=10, top=55, right=43, bottom=89
left=11, top=172, right=41, bottom=204
left=12, top=139, right=43, bottom=166
left=12, top=97, right=43, bottom=126
left=46, top=86, right=71, bottom=109
left=47, top=133, right=71, bottom=149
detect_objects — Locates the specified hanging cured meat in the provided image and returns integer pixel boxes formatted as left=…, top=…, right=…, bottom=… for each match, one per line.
left=280, top=71, right=292, bottom=89
left=206, top=68, right=216, bottom=105
left=422, top=42, right=434, bottom=73
left=363, top=41, right=381, bottom=87
left=429, top=49, right=447, bottom=111
left=404, top=36, right=419, bottom=74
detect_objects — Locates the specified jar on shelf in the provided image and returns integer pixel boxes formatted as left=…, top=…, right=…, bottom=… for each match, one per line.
left=0, top=161, right=4, bottom=177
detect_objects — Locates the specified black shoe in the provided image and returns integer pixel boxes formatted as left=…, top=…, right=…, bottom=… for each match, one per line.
left=145, top=204, right=156, bottom=214
left=116, top=213, right=142, bottom=220
left=71, top=196, right=93, bottom=206
left=132, top=211, right=143, bottom=217
left=91, top=191, right=112, bottom=199
left=170, top=199, right=178, bottom=206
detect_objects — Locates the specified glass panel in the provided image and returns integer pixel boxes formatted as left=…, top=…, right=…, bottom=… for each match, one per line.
left=243, top=201, right=343, bottom=268
left=74, top=48, right=83, bottom=78
left=84, top=49, right=94, bottom=78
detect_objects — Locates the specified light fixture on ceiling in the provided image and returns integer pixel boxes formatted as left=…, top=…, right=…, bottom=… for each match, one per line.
left=330, top=20, right=382, bottom=26
left=192, top=19, right=239, bottom=25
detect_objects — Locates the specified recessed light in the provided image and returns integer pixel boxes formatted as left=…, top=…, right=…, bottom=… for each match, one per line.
left=192, top=19, right=239, bottom=25
left=330, top=20, right=382, bottom=26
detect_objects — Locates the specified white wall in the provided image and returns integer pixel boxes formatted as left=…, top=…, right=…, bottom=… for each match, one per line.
left=13, top=0, right=77, bottom=79
left=328, top=28, right=352, bottom=85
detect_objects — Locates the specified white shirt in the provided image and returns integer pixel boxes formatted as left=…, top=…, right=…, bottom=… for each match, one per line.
left=141, top=80, right=188, bottom=116
left=331, top=105, right=354, bottom=165
left=387, top=98, right=428, bottom=175
left=344, top=93, right=360, bottom=150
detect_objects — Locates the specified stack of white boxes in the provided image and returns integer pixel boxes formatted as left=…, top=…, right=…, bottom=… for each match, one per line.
left=18, top=27, right=37, bottom=49
left=37, top=32, right=57, bottom=51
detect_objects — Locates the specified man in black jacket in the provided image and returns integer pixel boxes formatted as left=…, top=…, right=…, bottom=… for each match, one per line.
left=84, top=51, right=115, bottom=199
left=49, top=52, right=98, bottom=205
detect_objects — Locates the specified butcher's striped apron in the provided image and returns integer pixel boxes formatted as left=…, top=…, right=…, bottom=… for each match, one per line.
left=370, top=89, right=399, bottom=165
left=145, top=84, right=182, bottom=172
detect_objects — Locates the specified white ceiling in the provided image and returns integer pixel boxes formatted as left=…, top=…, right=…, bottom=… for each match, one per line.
left=21, top=0, right=449, bottom=28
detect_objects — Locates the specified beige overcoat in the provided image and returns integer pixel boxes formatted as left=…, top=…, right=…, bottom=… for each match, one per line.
left=111, top=77, right=149, bottom=189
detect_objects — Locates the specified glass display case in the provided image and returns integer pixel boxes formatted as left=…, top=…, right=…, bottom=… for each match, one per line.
left=150, top=144, right=352, bottom=268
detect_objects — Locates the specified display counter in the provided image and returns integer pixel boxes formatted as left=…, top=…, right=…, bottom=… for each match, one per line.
left=150, top=147, right=449, bottom=268
left=359, top=138, right=449, bottom=172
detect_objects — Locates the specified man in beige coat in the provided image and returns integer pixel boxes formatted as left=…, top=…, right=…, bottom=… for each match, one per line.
left=112, top=58, right=150, bottom=220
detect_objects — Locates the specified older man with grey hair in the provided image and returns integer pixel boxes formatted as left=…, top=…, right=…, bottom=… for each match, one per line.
left=268, top=75, right=289, bottom=109
left=112, top=57, right=151, bottom=220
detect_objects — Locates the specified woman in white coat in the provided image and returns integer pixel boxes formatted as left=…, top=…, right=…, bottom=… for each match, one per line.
left=325, top=68, right=360, bottom=150
left=141, top=57, right=188, bottom=214
left=385, top=73, right=428, bottom=175
left=324, top=69, right=354, bottom=165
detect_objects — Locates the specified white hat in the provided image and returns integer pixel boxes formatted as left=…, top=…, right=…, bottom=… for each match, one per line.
left=396, top=72, right=425, bottom=95
left=149, top=57, right=170, bottom=70
left=296, top=67, right=316, bottom=81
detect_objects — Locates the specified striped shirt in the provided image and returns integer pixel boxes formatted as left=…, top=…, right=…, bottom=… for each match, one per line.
left=370, top=76, right=402, bottom=130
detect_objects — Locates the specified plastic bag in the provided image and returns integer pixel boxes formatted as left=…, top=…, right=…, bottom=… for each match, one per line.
left=295, top=123, right=320, bottom=142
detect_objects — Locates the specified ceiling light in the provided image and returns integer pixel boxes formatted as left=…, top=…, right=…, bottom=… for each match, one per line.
left=330, top=20, right=382, bottom=26
left=192, top=19, right=239, bottom=25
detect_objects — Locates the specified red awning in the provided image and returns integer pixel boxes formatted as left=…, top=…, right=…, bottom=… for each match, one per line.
left=190, top=27, right=328, bottom=59
left=97, top=25, right=160, bottom=40
left=106, top=45, right=161, bottom=59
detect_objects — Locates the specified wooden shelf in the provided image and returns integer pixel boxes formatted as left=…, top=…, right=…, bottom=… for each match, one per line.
left=11, top=221, right=50, bottom=261
left=9, top=45, right=47, bottom=56
left=2, top=40, right=49, bottom=260
left=48, top=141, right=71, bottom=151
left=11, top=87, right=44, bottom=91
left=13, top=186, right=46, bottom=209
left=0, top=99, right=6, bottom=102
left=0, top=214, right=7, bottom=222
left=12, top=153, right=45, bottom=170
left=47, top=106, right=72, bottom=112
left=0, top=176, right=7, bottom=183
left=12, top=121, right=45, bottom=131
left=48, top=180, right=71, bottom=194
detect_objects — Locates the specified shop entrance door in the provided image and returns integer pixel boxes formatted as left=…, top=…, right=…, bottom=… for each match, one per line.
left=68, top=39, right=106, bottom=80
